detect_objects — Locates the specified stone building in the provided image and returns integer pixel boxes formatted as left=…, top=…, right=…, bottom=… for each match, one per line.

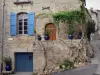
left=0, top=0, right=87, bottom=74
left=88, top=8, right=100, bottom=40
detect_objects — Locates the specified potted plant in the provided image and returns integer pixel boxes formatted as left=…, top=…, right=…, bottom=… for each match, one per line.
left=68, top=25, right=74, bottom=40
left=78, top=31, right=82, bottom=39
left=44, top=30, right=50, bottom=40
left=34, top=29, right=36, bottom=34
left=37, top=35, right=42, bottom=41
left=3, top=57, right=12, bottom=71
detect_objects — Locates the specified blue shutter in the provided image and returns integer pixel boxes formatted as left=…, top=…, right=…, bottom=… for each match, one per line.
left=28, top=12, right=35, bottom=36
left=10, top=12, right=16, bottom=36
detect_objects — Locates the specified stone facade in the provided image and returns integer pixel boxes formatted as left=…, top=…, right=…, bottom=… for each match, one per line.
left=0, top=0, right=87, bottom=74
left=88, top=8, right=100, bottom=40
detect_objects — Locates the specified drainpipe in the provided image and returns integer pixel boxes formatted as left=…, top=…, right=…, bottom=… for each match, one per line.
left=1, top=0, right=5, bottom=73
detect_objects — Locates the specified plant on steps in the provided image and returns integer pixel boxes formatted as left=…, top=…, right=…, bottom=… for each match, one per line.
left=59, top=60, right=74, bottom=70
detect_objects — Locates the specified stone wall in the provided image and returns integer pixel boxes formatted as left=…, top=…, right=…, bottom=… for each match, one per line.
left=0, top=0, right=85, bottom=73
left=88, top=9, right=100, bottom=40
left=0, top=0, right=3, bottom=69
left=33, top=40, right=86, bottom=73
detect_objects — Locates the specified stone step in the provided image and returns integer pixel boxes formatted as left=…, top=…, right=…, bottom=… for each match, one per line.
left=11, top=72, right=33, bottom=75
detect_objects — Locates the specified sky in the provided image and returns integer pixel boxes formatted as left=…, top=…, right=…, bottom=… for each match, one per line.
left=86, top=0, right=100, bottom=10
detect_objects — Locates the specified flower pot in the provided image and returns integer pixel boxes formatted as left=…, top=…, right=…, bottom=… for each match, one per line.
left=68, top=34, right=74, bottom=40
left=37, top=36, right=42, bottom=41
left=5, top=64, right=11, bottom=71
left=78, top=32, right=82, bottom=39
left=44, top=35, right=49, bottom=40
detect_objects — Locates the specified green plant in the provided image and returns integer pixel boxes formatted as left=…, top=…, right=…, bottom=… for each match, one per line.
left=53, top=10, right=86, bottom=35
left=37, top=34, right=41, bottom=37
left=86, top=20, right=95, bottom=41
left=3, top=57, right=12, bottom=65
left=68, top=24, right=75, bottom=34
left=53, top=10, right=85, bottom=24
left=59, top=60, right=74, bottom=70
left=34, top=29, right=36, bottom=33
left=45, top=30, right=50, bottom=36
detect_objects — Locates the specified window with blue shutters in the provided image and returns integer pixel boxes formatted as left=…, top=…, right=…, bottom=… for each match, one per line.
left=10, top=12, right=34, bottom=36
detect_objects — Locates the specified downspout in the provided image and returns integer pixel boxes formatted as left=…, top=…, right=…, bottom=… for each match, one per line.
left=1, top=0, right=5, bottom=72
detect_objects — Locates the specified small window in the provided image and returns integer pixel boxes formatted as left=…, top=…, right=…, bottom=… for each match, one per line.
left=17, top=0, right=30, bottom=2
left=14, top=0, right=31, bottom=4
left=17, top=13, right=28, bottom=34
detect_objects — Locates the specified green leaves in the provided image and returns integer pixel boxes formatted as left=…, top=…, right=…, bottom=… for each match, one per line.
left=53, top=10, right=85, bottom=24
left=60, top=60, right=74, bottom=70
left=3, top=57, right=12, bottom=65
left=53, top=10, right=86, bottom=34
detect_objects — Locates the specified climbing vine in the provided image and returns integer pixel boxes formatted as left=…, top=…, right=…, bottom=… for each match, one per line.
left=53, top=10, right=85, bottom=24
left=53, top=10, right=86, bottom=34
left=52, top=0, right=86, bottom=35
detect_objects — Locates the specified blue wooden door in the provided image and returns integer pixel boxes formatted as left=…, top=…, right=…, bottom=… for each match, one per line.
left=15, top=53, right=33, bottom=72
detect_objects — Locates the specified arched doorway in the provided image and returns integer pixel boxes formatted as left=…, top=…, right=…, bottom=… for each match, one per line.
left=45, top=23, right=56, bottom=40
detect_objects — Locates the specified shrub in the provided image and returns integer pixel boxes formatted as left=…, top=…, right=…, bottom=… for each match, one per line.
left=59, top=60, right=74, bottom=70
left=3, top=57, right=12, bottom=65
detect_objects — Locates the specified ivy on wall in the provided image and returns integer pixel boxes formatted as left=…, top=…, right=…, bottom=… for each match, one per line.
left=53, top=10, right=85, bottom=24
left=52, top=0, right=86, bottom=35
left=53, top=10, right=86, bottom=34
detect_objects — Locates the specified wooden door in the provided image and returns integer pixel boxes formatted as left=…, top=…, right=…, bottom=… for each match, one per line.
left=45, top=23, right=56, bottom=40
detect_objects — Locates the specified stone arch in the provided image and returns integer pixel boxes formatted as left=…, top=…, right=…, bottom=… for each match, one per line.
left=45, top=23, right=56, bottom=40
left=17, top=12, right=28, bottom=15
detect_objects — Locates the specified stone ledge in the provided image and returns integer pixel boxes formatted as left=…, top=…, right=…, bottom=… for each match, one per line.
left=2, top=70, right=14, bottom=75
left=14, top=1, right=32, bottom=4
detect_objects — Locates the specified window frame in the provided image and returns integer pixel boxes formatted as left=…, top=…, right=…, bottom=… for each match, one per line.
left=14, top=0, right=32, bottom=4
left=17, top=13, right=28, bottom=35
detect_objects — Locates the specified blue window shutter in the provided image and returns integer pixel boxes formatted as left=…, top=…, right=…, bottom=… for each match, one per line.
left=10, top=12, right=16, bottom=36
left=28, top=12, right=35, bottom=36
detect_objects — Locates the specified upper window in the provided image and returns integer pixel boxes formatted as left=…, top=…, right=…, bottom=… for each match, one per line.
left=14, top=0, right=31, bottom=4
left=17, top=0, right=30, bottom=2
left=17, top=13, right=28, bottom=34
left=17, top=0, right=29, bottom=2
left=10, top=12, right=35, bottom=36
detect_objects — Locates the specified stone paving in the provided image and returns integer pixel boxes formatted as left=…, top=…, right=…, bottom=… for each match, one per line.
left=91, top=40, right=100, bottom=74
left=11, top=72, right=33, bottom=75
left=52, top=64, right=98, bottom=75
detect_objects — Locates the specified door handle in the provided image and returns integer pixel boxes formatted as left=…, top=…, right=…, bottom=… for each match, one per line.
left=29, top=56, right=33, bottom=60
